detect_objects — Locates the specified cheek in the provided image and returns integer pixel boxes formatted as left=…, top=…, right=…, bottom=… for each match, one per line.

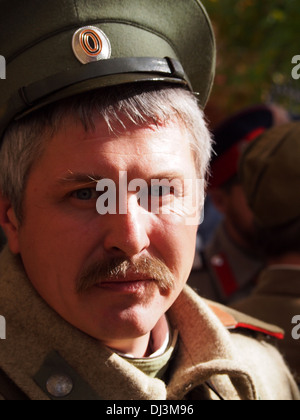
left=153, top=217, right=197, bottom=279
left=17, top=208, right=100, bottom=291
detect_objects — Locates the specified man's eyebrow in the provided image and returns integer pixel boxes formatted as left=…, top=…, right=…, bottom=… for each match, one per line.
left=149, top=171, right=187, bottom=181
left=56, top=170, right=187, bottom=187
left=56, top=172, right=104, bottom=187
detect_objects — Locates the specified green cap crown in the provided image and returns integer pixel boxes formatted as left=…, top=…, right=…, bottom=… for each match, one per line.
left=240, top=122, right=300, bottom=228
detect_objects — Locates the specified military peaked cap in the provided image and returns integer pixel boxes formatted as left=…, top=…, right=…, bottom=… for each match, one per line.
left=210, top=105, right=275, bottom=190
left=0, top=0, right=216, bottom=141
left=240, top=122, right=300, bottom=228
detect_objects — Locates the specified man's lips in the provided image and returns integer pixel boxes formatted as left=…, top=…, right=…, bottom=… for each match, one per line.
left=95, top=276, right=156, bottom=293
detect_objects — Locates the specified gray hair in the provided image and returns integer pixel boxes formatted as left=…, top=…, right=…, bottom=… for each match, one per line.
left=0, top=84, right=212, bottom=222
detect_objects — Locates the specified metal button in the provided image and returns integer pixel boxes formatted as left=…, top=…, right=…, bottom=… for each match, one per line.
left=46, top=374, right=73, bottom=398
left=72, top=26, right=111, bottom=64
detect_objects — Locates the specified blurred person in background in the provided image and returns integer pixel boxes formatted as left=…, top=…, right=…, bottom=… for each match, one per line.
left=188, top=104, right=291, bottom=304
left=0, top=228, right=5, bottom=252
left=232, top=122, right=300, bottom=385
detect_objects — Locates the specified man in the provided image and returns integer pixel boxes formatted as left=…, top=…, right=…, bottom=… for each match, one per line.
left=232, top=122, right=300, bottom=385
left=0, top=0, right=298, bottom=400
left=188, top=105, right=291, bottom=304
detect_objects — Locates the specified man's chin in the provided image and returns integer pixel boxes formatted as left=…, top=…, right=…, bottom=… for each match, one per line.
left=72, top=287, right=169, bottom=341
left=90, top=309, right=162, bottom=345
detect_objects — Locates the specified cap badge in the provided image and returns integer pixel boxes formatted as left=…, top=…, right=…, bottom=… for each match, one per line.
left=72, top=26, right=111, bottom=64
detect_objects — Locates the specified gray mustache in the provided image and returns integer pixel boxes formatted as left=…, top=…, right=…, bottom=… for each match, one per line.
left=76, top=256, right=175, bottom=294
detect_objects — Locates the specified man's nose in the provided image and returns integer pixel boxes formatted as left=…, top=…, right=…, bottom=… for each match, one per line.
left=102, top=194, right=151, bottom=258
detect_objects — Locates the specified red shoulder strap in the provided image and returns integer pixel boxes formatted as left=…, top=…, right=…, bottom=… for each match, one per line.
left=207, top=302, right=284, bottom=340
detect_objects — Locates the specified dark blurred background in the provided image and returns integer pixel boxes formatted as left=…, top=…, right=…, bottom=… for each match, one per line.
left=203, top=0, right=300, bottom=128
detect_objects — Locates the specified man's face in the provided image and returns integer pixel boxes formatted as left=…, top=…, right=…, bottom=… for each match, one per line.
left=13, top=114, right=200, bottom=349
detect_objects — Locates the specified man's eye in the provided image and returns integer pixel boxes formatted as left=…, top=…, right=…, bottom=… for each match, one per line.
left=71, top=188, right=97, bottom=200
left=150, top=185, right=174, bottom=197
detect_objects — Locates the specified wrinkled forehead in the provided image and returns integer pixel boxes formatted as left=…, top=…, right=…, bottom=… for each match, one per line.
left=43, top=113, right=194, bottom=166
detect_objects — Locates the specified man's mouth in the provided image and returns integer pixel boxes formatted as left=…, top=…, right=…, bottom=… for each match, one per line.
left=96, top=278, right=156, bottom=294
left=76, top=256, right=175, bottom=295
left=93, top=272, right=155, bottom=293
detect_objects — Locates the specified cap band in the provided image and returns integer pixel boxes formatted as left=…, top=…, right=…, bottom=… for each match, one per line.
left=15, top=57, right=189, bottom=109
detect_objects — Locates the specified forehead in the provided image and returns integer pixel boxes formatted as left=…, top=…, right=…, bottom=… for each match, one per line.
left=38, top=114, right=195, bottom=175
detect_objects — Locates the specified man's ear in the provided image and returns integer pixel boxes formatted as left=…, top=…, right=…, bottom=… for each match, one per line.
left=0, top=193, right=20, bottom=254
